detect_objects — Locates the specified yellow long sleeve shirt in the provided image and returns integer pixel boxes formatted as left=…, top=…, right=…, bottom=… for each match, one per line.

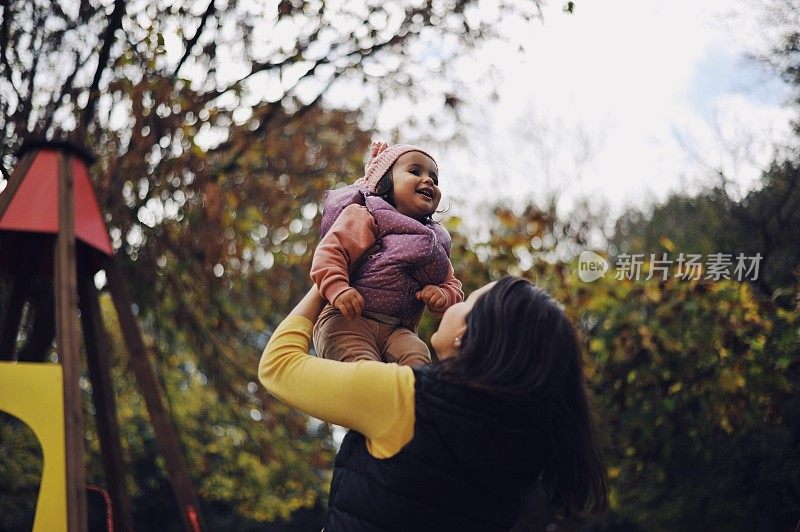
left=257, top=315, right=417, bottom=459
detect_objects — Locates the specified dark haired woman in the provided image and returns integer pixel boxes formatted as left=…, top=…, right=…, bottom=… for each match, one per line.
left=258, top=276, right=608, bottom=531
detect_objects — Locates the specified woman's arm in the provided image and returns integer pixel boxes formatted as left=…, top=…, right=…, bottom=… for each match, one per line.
left=258, top=295, right=416, bottom=458
left=287, top=285, right=328, bottom=322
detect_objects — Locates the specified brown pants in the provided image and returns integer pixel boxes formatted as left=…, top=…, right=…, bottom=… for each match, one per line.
left=313, top=305, right=431, bottom=367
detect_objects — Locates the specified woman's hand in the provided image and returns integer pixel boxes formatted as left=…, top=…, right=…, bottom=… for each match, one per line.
left=288, top=285, right=328, bottom=324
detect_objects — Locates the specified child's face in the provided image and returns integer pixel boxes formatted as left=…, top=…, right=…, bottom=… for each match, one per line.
left=390, top=151, right=441, bottom=220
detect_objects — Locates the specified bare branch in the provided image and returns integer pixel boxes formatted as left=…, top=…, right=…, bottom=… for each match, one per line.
left=199, top=25, right=406, bottom=110
left=40, top=51, right=85, bottom=135
left=207, top=60, right=346, bottom=179
left=79, top=0, right=126, bottom=132
left=0, top=2, right=10, bottom=75
left=16, top=7, right=44, bottom=134
left=198, top=51, right=307, bottom=106
left=172, top=0, right=217, bottom=78
left=0, top=160, right=9, bottom=181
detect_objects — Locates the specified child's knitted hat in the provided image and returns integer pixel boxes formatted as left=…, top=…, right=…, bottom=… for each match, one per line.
left=354, top=140, right=438, bottom=192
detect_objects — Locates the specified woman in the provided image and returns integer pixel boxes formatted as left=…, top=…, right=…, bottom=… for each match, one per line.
left=258, top=276, right=607, bottom=531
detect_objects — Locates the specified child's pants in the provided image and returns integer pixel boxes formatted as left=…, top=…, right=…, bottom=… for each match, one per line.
left=313, top=305, right=431, bottom=367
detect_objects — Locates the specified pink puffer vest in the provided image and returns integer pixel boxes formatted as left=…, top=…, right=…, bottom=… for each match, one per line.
left=320, top=185, right=452, bottom=326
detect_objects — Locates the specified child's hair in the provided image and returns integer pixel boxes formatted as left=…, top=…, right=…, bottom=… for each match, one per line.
left=437, top=276, right=608, bottom=518
left=371, top=167, right=445, bottom=224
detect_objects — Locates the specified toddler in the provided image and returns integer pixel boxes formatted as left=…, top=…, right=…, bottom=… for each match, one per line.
left=311, top=141, right=464, bottom=367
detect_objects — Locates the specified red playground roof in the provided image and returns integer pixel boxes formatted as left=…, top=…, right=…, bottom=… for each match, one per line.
left=0, top=147, right=113, bottom=256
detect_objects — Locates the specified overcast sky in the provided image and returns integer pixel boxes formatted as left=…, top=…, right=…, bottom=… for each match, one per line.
left=339, top=0, right=796, bottom=227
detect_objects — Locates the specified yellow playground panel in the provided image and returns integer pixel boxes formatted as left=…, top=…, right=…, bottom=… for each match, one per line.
left=0, top=361, right=67, bottom=532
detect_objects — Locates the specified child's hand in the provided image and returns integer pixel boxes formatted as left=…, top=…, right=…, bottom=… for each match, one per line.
left=365, top=141, right=389, bottom=171
left=333, top=288, right=364, bottom=319
left=416, top=285, right=447, bottom=312
left=370, top=140, right=389, bottom=159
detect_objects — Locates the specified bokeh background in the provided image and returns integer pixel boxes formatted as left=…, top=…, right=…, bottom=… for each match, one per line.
left=1, top=0, right=799, bottom=530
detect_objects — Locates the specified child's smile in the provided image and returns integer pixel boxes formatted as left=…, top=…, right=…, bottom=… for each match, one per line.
left=416, top=185, right=435, bottom=200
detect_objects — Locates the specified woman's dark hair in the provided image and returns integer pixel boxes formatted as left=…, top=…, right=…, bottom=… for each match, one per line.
left=372, top=167, right=444, bottom=224
left=439, top=276, right=608, bottom=517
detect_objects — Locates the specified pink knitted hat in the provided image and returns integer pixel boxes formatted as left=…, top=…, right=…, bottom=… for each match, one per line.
left=354, top=141, right=438, bottom=192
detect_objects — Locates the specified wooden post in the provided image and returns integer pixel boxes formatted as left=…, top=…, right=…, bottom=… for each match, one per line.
left=106, top=258, right=206, bottom=532
left=78, top=265, right=135, bottom=532
left=55, top=151, right=88, bottom=532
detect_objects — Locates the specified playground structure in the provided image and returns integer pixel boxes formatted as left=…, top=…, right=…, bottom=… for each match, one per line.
left=0, top=141, right=205, bottom=531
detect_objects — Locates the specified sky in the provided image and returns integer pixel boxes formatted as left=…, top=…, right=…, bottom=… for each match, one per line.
left=335, top=0, right=797, bottom=228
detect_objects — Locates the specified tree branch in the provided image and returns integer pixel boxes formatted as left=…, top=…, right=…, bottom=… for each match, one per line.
left=79, top=0, right=126, bottom=132
left=15, top=7, right=44, bottom=134
left=207, top=61, right=343, bottom=179
left=41, top=50, right=85, bottom=135
left=172, top=0, right=217, bottom=78
left=0, top=160, right=10, bottom=182
left=0, top=2, right=10, bottom=76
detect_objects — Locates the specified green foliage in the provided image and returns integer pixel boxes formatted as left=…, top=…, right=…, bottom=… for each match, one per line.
left=610, top=139, right=800, bottom=305
left=573, top=273, right=799, bottom=530
left=0, top=413, right=41, bottom=531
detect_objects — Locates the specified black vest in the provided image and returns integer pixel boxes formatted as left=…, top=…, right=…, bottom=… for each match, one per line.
left=325, top=367, right=544, bottom=531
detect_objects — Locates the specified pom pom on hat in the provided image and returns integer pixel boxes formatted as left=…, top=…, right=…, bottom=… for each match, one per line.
left=354, top=140, right=438, bottom=192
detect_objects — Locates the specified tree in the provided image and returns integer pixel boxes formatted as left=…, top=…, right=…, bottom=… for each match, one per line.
left=600, top=18, right=800, bottom=522
left=575, top=273, right=799, bottom=530
left=609, top=163, right=800, bottom=305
